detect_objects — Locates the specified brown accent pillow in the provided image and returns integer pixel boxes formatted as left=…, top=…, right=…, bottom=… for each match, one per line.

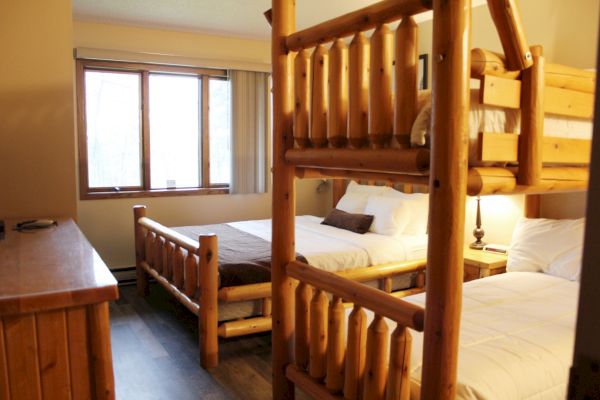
left=321, top=209, right=374, bottom=234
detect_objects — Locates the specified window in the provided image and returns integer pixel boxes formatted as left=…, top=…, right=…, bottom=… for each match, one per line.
left=76, top=59, right=231, bottom=199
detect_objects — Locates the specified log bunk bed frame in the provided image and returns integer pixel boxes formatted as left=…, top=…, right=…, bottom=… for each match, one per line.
left=130, top=0, right=594, bottom=389
left=266, top=0, right=594, bottom=400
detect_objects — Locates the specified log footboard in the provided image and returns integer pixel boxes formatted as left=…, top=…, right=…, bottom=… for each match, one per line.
left=286, top=261, right=423, bottom=400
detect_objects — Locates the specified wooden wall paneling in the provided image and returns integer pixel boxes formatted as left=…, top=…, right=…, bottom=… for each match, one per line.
left=421, top=0, right=471, bottom=397
left=3, top=314, right=42, bottom=399
left=518, top=45, right=544, bottom=186
left=36, top=310, right=71, bottom=399
left=369, top=24, right=394, bottom=148
left=394, top=16, right=419, bottom=148
left=311, top=44, right=329, bottom=148
left=328, top=39, right=349, bottom=148
left=348, top=33, right=370, bottom=149
left=66, top=307, right=92, bottom=399
left=0, top=319, right=10, bottom=399
left=87, top=303, right=115, bottom=400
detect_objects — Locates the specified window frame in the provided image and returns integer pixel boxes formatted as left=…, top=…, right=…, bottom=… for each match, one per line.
left=76, top=59, right=230, bottom=200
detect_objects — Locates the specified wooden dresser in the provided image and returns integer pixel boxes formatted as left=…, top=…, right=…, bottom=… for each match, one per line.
left=0, top=219, right=118, bottom=399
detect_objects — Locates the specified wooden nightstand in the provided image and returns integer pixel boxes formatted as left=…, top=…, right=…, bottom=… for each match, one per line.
left=463, top=246, right=508, bottom=282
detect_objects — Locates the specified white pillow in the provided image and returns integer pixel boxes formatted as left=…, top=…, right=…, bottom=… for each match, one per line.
left=345, top=180, right=391, bottom=196
left=384, top=190, right=429, bottom=235
left=547, top=245, right=583, bottom=281
left=507, top=218, right=585, bottom=276
left=364, top=195, right=410, bottom=236
left=336, top=192, right=370, bottom=214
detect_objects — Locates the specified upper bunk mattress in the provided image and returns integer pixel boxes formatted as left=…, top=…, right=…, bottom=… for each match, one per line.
left=411, top=88, right=593, bottom=165
left=174, top=215, right=427, bottom=288
left=402, top=272, right=578, bottom=399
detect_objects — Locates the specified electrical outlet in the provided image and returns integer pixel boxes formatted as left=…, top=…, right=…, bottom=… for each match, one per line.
left=166, top=179, right=176, bottom=188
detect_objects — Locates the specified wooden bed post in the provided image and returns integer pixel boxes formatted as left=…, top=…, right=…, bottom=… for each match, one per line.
left=271, top=0, right=296, bottom=399
left=421, top=0, right=471, bottom=399
left=199, top=234, right=219, bottom=369
left=518, top=45, right=544, bottom=186
left=134, top=205, right=149, bottom=296
left=524, top=194, right=541, bottom=218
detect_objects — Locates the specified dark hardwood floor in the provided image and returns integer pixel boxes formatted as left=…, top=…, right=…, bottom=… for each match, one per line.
left=110, top=283, right=309, bottom=400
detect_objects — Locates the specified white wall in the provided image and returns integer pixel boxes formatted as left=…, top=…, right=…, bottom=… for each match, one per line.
left=74, top=21, right=331, bottom=269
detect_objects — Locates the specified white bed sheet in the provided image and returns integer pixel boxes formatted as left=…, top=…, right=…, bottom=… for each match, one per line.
left=228, top=215, right=427, bottom=273
left=386, top=272, right=578, bottom=399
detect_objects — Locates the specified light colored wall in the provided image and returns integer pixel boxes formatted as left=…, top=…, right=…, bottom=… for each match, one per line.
left=74, top=21, right=330, bottom=269
left=0, top=0, right=77, bottom=219
left=416, top=0, right=598, bottom=244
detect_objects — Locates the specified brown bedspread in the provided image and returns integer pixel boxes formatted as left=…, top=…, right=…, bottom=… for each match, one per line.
left=173, top=223, right=306, bottom=288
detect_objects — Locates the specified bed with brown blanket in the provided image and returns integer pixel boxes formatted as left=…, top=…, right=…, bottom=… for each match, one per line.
left=133, top=183, right=429, bottom=368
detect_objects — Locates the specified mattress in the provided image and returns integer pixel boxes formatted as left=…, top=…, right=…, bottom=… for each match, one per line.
left=412, top=87, right=593, bottom=165
left=369, top=272, right=578, bottom=399
left=229, top=215, right=428, bottom=273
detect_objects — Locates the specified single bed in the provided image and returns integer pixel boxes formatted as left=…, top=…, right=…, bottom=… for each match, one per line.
left=286, top=216, right=584, bottom=400
left=405, top=272, right=577, bottom=399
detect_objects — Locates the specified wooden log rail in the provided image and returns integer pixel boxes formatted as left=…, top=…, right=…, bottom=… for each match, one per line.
left=285, top=0, right=431, bottom=52
left=134, top=206, right=219, bottom=368
left=286, top=260, right=421, bottom=399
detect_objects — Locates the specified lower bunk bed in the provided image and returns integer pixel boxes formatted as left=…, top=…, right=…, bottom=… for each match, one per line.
left=133, top=183, right=429, bottom=368
left=286, top=217, right=584, bottom=400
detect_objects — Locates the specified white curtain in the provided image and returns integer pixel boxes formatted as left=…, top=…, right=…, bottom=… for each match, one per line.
left=230, top=70, right=270, bottom=194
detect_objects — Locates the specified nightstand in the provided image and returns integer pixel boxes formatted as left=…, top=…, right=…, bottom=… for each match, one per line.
left=463, top=247, right=508, bottom=282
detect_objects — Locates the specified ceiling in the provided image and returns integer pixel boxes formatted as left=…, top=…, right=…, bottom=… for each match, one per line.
left=73, top=0, right=489, bottom=41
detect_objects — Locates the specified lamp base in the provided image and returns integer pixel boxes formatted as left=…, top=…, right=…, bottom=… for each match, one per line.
left=469, top=240, right=486, bottom=250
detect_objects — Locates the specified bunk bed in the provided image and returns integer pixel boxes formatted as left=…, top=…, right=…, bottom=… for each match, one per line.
left=132, top=180, right=429, bottom=368
left=267, top=0, right=594, bottom=399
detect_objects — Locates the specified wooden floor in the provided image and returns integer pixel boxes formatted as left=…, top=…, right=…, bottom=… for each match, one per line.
left=110, top=283, right=309, bottom=400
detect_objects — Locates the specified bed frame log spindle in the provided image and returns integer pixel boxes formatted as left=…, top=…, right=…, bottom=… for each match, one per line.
left=518, top=45, right=544, bottom=186
left=134, top=205, right=149, bottom=296
left=311, top=44, right=329, bottom=148
left=326, top=297, right=346, bottom=393
left=394, top=16, right=419, bottom=149
left=344, top=305, right=367, bottom=400
left=369, top=24, right=394, bottom=148
left=328, top=39, right=349, bottom=148
left=348, top=32, right=370, bottom=149
left=363, top=315, right=389, bottom=400
left=294, top=49, right=311, bottom=148
left=309, top=289, right=328, bottom=379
